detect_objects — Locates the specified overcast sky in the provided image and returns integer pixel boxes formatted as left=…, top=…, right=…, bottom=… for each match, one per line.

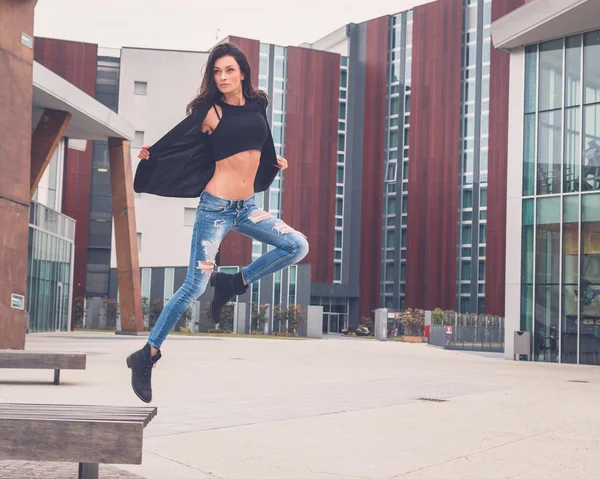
left=34, top=0, right=423, bottom=51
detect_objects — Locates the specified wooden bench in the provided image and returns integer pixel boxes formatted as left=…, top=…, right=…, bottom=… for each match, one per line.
left=0, top=350, right=86, bottom=384
left=0, top=403, right=157, bottom=479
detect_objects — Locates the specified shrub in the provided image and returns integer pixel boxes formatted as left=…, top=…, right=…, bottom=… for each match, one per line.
left=400, top=308, right=425, bottom=336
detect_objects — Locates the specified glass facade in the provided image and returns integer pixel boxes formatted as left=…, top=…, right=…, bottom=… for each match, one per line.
left=335, top=56, right=349, bottom=283
left=311, top=296, right=349, bottom=334
left=381, top=10, right=412, bottom=311
left=88, top=52, right=121, bottom=298
left=457, top=0, right=490, bottom=314
left=251, top=43, right=292, bottom=316
left=521, top=29, right=600, bottom=365
left=27, top=201, right=75, bottom=332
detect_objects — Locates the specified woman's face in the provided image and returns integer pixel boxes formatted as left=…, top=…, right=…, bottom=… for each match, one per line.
left=213, top=55, right=244, bottom=94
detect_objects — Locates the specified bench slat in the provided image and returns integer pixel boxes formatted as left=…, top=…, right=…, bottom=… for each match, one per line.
left=0, top=418, right=145, bottom=465
left=0, top=350, right=86, bottom=370
left=0, top=404, right=157, bottom=427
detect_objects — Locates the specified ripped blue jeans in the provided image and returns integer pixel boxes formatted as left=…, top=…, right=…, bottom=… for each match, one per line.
left=148, top=191, right=309, bottom=349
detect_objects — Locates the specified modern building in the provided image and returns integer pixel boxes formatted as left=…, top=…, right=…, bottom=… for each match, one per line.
left=301, top=0, right=525, bottom=320
left=493, top=0, right=600, bottom=364
left=22, top=0, right=548, bottom=337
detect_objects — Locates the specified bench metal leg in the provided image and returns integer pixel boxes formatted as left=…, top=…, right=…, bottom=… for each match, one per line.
left=78, top=463, right=99, bottom=479
left=54, top=369, right=60, bottom=385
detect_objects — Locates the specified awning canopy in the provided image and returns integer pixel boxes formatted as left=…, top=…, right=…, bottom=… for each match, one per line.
left=492, top=0, right=600, bottom=50
left=32, top=61, right=135, bottom=141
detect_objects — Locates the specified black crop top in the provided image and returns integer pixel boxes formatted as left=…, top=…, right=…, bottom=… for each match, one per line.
left=207, top=99, right=269, bottom=161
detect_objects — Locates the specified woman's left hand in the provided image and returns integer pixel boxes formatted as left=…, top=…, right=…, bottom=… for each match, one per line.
left=277, top=157, right=288, bottom=170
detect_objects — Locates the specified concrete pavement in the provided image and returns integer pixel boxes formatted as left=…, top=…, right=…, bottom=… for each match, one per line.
left=1, top=332, right=600, bottom=478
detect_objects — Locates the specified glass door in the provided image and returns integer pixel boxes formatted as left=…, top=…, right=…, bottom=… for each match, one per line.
left=54, top=282, right=63, bottom=331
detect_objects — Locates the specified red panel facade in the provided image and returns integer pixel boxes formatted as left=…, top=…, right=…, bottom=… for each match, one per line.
left=405, top=0, right=463, bottom=311
left=283, top=47, right=340, bottom=284
left=485, top=0, right=526, bottom=316
left=226, top=36, right=260, bottom=86
left=358, top=17, right=389, bottom=320
left=218, top=36, right=260, bottom=267
left=34, top=38, right=97, bottom=303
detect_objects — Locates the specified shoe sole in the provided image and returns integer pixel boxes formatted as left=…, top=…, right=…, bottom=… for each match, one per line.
left=126, top=355, right=152, bottom=404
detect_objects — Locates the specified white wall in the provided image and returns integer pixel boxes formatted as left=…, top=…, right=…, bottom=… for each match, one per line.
left=33, top=137, right=65, bottom=212
left=304, top=26, right=350, bottom=56
left=112, top=48, right=209, bottom=268
left=504, top=47, right=525, bottom=360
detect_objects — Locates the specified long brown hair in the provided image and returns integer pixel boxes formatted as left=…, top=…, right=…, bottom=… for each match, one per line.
left=186, top=42, right=267, bottom=115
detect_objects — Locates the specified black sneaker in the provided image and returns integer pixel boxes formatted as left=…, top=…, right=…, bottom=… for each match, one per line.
left=126, top=343, right=161, bottom=403
left=209, top=272, right=248, bottom=324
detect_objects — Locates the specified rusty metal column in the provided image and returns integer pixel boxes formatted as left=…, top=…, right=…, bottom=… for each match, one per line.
left=108, top=138, right=144, bottom=333
left=0, top=0, right=36, bottom=349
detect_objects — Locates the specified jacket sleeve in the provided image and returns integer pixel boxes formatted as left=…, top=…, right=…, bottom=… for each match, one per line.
left=133, top=105, right=214, bottom=198
left=253, top=97, right=280, bottom=193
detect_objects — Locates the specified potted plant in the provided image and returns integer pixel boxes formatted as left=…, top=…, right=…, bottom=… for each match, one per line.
left=400, top=308, right=425, bottom=343
left=251, top=303, right=268, bottom=334
left=102, top=297, right=119, bottom=330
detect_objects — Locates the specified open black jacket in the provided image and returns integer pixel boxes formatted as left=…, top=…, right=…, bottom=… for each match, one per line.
left=133, top=98, right=280, bottom=198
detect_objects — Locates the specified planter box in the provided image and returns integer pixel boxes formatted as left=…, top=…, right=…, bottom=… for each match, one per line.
left=403, top=335, right=424, bottom=343
left=179, top=327, right=190, bottom=334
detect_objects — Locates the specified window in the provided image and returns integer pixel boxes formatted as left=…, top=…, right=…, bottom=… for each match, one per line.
left=387, top=197, right=396, bottom=215
left=386, top=230, right=396, bottom=248
left=133, top=131, right=144, bottom=148
left=275, top=59, right=285, bottom=78
left=385, top=263, right=395, bottom=282
left=462, top=225, right=472, bottom=244
left=584, top=31, right=600, bottom=104
left=273, top=125, right=283, bottom=144
left=184, top=207, right=195, bottom=226
left=134, top=81, right=147, bottom=95
left=389, top=130, right=399, bottom=149
left=335, top=231, right=342, bottom=248
left=386, top=162, right=397, bottom=182
left=463, top=189, right=473, bottom=209
left=390, top=97, right=400, bottom=116
left=539, top=39, right=564, bottom=111
left=141, top=268, right=152, bottom=326
left=137, top=232, right=142, bottom=252
left=274, top=92, right=284, bottom=111
left=336, top=198, right=343, bottom=216
left=461, top=261, right=471, bottom=281
left=334, top=263, right=341, bottom=282
left=338, top=134, right=345, bottom=152
left=340, top=70, right=347, bottom=88
left=289, top=265, right=297, bottom=304
left=164, top=268, right=174, bottom=304
left=480, top=188, right=487, bottom=207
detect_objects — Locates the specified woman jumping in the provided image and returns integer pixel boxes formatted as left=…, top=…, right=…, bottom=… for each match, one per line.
left=126, top=42, right=309, bottom=403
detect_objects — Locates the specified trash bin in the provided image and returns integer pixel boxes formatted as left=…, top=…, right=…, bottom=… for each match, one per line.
left=514, top=331, right=531, bottom=361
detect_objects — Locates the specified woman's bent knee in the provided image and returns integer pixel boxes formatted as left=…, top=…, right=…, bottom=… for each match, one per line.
left=293, top=233, right=309, bottom=262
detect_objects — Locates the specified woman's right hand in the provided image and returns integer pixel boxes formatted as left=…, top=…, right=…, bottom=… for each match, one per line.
left=138, top=145, right=150, bottom=160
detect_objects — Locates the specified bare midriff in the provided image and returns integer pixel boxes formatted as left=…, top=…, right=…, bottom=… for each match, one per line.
left=204, top=149, right=261, bottom=200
